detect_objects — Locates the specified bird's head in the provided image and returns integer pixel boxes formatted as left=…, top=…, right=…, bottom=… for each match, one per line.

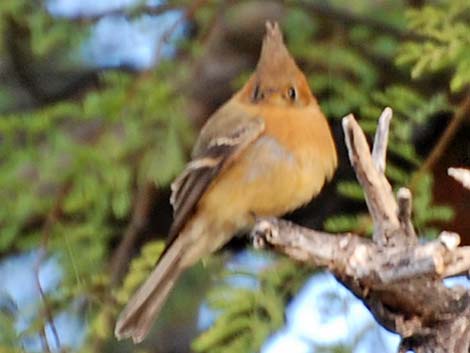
left=240, top=21, right=315, bottom=107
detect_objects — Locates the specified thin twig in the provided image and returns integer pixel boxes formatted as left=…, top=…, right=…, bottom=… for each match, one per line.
left=38, top=328, right=51, bottom=353
left=448, top=167, right=470, bottom=190
left=110, top=182, right=157, bottom=285
left=34, top=182, right=71, bottom=352
left=397, top=187, right=417, bottom=242
left=418, top=94, right=470, bottom=174
left=64, top=4, right=178, bottom=22
left=372, top=107, right=392, bottom=174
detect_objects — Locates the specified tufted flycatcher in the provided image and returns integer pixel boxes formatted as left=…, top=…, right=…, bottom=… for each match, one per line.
left=115, top=21, right=337, bottom=343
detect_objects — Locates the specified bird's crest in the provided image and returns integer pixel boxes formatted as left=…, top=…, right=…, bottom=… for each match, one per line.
left=256, top=21, right=296, bottom=78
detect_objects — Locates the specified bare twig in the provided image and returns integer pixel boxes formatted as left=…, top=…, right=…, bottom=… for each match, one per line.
left=252, top=218, right=354, bottom=269
left=342, top=112, right=399, bottom=245
left=448, top=167, right=470, bottom=190
left=397, top=188, right=417, bottom=241
left=372, top=107, right=392, bottom=174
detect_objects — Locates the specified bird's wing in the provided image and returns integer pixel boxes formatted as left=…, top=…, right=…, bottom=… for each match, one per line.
left=169, top=106, right=264, bottom=242
left=114, top=109, right=263, bottom=343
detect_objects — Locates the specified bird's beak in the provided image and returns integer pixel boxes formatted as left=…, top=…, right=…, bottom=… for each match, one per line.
left=269, top=92, right=286, bottom=105
left=264, top=88, right=284, bottom=104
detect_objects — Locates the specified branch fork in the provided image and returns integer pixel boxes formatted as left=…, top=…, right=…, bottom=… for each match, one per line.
left=252, top=108, right=470, bottom=353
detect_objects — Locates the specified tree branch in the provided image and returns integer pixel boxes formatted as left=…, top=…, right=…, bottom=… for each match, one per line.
left=109, top=182, right=157, bottom=285
left=65, top=4, right=178, bottom=22
left=293, top=0, right=425, bottom=41
left=252, top=108, right=470, bottom=353
left=253, top=219, right=468, bottom=286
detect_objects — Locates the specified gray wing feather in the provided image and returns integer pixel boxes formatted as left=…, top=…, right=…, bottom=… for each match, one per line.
left=168, top=116, right=264, bottom=242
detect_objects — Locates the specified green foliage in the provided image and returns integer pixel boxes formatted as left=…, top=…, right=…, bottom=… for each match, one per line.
left=413, top=174, right=454, bottom=238
left=285, top=4, right=403, bottom=119
left=115, top=240, right=165, bottom=306
left=0, top=308, right=20, bottom=352
left=0, top=1, right=195, bottom=350
left=317, top=345, right=352, bottom=353
left=397, top=0, right=470, bottom=91
left=0, top=0, right=84, bottom=59
left=366, top=86, right=450, bottom=180
left=0, top=60, right=192, bottom=351
left=0, top=68, right=192, bottom=248
left=193, top=255, right=311, bottom=353
left=75, top=240, right=166, bottom=342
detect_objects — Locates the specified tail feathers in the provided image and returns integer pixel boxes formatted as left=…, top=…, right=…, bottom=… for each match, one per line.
left=114, top=238, right=185, bottom=343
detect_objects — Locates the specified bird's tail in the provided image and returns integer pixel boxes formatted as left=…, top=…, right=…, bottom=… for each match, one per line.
left=114, top=236, right=186, bottom=343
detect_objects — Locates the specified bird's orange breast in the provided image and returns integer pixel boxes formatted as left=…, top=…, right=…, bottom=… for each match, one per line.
left=198, top=103, right=337, bottom=233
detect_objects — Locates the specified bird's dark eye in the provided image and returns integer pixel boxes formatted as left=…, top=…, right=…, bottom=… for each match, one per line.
left=252, top=84, right=263, bottom=102
left=288, top=87, right=297, bottom=101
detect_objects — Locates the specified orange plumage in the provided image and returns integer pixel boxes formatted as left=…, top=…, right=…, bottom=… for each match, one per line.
left=115, top=21, right=337, bottom=343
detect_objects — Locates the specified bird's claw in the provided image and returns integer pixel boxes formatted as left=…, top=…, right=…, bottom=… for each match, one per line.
left=251, top=219, right=277, bottom=249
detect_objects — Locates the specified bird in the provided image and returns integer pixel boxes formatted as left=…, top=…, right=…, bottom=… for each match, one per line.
left=115, top=21, right=337, bottom=343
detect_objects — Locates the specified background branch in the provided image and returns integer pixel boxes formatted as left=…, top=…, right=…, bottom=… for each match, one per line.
left=417, top=94, right=470, bottom=175
left=293, top=0, right=424, bottom=41
left=109, top=182, right=158, bottom=286
left=66, top=4, right=178, bottom=22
